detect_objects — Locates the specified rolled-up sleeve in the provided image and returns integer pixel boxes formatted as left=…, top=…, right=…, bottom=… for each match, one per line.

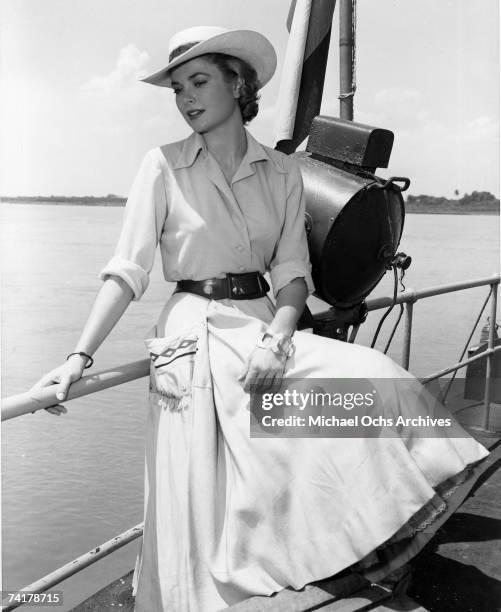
left=99, top=149, right=168, bottom=300
left=269, top=159, right=315, bottom=295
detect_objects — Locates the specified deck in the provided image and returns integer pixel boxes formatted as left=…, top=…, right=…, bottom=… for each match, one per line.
left=70, top=397, right=501, bottom=612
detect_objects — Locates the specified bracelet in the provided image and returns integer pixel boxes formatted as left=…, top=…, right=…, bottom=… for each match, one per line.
left=66, top=351, right=94, bottom=369
left=256, top=330, right=295, bottom=358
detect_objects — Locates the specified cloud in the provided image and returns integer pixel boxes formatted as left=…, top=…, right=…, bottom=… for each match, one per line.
left=82, top=44, right=150, bottom=95
left=463, top=116, right=499, bottom=141
left=79, top=43, right=172, bottom=139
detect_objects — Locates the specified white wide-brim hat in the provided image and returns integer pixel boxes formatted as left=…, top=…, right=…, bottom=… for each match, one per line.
left=141, top=26, right=277, bottom=89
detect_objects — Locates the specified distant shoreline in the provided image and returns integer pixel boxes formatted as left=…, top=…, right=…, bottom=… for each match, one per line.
left=1, top=198, right=126, bottom=207
left=1, top=196, right=499, bottom=215
left=405, top=205, right=499, bottom=215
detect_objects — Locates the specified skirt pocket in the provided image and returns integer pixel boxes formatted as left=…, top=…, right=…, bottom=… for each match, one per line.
left=145, top=330, right=199, bottom=411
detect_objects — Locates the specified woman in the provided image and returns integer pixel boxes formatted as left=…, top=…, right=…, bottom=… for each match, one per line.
left=37, top=26, right=489, bottom=612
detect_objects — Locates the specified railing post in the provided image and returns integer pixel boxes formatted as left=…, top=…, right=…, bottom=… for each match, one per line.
left=483, top=282, right=499, bottom=430
left=401, top=290, right=416, bottom=370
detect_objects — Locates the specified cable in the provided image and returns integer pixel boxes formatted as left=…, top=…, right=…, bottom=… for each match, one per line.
left=383, top=304, right=404, bottom=354
left=383, top=268, right=407, bottom=353
left=371, top=266, right=398, bottom=349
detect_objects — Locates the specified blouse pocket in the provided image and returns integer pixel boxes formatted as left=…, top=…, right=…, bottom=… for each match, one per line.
left=145, top=332, right=199, bottom=411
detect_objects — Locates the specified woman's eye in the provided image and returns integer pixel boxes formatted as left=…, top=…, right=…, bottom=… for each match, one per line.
left=173, top=89, right=181, bottom=95
left=194, top=81, right=206, bottom=88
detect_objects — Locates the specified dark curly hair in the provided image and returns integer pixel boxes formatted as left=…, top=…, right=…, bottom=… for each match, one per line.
left=169, top=44, right=260, bottom=124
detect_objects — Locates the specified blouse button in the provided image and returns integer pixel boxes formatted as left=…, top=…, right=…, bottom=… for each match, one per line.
left=238, top=266, right=245, bottom=271
left=235, top=245, right=244, bottom=251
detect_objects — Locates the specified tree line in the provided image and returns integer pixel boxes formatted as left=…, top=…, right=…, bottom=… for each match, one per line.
left=405, top=191, right=499, bottom=213
left=2, top=191, right=499, bottom=213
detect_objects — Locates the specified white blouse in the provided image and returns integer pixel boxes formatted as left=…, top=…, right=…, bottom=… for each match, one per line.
left=99, top=128, right=314, bottom=300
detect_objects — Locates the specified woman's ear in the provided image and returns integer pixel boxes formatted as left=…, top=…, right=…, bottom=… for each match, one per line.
left=233, top=76, right=244, bottom=99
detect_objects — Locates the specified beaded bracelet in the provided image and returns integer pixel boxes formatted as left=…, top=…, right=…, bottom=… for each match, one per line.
left=66, top=351, right=94, bottom=369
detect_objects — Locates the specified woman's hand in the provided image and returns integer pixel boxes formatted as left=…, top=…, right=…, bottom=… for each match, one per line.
left=239, top=345, right=288, bottom=393
left=31, top=354, right=88, bottom=415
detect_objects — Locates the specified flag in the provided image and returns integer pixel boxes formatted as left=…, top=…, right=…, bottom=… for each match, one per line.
left=274, top=0, right=336, bottom=153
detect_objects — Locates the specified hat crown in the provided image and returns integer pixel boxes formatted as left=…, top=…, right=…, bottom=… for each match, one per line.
left=168, top=26, right=230, bottom=56
left=142, top=26, right=276, bottom=90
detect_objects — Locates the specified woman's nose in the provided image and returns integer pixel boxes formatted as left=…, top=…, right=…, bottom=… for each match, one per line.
left=183, top=89, right=196, bottom=104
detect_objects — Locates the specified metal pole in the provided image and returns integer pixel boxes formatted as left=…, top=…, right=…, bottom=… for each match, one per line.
left=421, top=345, right=501, bottom=384
left=402, top=301, right=414, bottom=370
left=1, top=523, right=144, bottom=611
left=339, top=0, right=354, bottom=119
left=1, top=359, right=150, bottom=421
left=348, top=323, right=360, bottom=343
left=365, top=274, right=500, bottom=312
left=483, top=282, right=498, bottom=430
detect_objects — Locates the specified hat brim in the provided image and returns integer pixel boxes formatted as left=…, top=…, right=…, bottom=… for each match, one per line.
left=140, top=30, right=277, bottom=89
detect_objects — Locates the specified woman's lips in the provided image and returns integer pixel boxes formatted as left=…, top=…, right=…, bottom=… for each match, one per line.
left=187, top=110, right=205, bottom=119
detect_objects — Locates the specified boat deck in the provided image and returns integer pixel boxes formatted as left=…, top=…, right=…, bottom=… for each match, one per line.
left=71, top=400, right=501, bottom=612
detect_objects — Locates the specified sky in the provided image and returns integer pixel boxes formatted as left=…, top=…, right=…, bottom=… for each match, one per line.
left=1, top=0, right=499, bottom=198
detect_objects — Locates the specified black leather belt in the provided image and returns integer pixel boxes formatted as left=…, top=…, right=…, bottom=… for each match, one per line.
left=174, top=272, right=270, bottom=300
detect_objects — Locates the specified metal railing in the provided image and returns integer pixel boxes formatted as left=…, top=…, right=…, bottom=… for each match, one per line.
left=1, top=272, right=500, bottom=610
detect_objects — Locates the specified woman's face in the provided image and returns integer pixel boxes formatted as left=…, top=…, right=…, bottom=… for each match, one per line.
left=170, top=57, right=241, bottom=133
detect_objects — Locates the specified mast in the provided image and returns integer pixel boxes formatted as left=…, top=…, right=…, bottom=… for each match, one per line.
left=339, top=0, right=355, bottom=120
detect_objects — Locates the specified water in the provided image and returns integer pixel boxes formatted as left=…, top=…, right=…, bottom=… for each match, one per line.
left=1, top=204, right=499, bottom=610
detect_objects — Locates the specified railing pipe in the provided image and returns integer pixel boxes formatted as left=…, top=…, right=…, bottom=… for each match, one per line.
left=1, top=359, right=149, bottom=421
left=484, top=282, right=499, bottom=430
left=421, top=345, right=501, bottom=383
left=365, top=274, right=500, bottom=312
left=1, top=523, right=144, bottom=612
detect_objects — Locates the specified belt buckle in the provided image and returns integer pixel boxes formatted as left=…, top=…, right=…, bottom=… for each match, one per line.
left=227, top=272, right=268, bottom=300
left=228, top=272, right=247, bottom=299
left=225, top=273, right=240, bottom=299
left=238, top=272, right=261, bottom=299
left=227, top=273, right=245, bottom=299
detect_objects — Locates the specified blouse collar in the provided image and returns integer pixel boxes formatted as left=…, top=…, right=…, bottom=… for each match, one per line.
left=173, top=128, right=271, bottom=170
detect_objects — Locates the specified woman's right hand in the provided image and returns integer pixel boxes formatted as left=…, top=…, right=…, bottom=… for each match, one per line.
left=31, top=354, right=89, bottom=416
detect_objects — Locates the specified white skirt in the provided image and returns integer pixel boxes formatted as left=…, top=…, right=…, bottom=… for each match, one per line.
left=132, top=293, right=489, bottom=612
